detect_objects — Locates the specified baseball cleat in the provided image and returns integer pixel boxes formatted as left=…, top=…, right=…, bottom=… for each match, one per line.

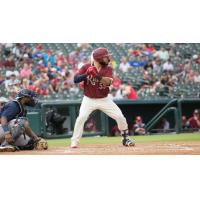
left=70, top=141, right=79, bottom=148
left=0, top=145, right=19, bottom=152
left=71, top=145, right=78, bottom=148
left=122, top=138, right=135, bottom=147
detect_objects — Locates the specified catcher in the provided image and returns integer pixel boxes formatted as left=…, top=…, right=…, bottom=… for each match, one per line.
left=0, top=89, right=48, bottom=152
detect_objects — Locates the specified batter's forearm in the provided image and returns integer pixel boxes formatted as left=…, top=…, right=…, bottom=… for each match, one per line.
left=74, top=74, right=87, bottom=83
left=25, top=127, right=38, bottom=141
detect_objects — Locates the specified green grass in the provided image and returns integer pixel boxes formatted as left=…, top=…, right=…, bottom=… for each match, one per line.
left=47, top=133, right=200, bottom=148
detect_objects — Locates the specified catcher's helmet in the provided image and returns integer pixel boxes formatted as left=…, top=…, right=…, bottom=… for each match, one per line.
left=16, top=89, right=38, bottom=107
left=92, top=48, right=112, bottom=66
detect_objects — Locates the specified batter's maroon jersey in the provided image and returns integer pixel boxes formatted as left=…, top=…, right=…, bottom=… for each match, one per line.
left=76, top=63, right=113, bottom=98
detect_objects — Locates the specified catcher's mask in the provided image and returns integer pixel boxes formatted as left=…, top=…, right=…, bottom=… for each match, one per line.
left=16, top=89, right=38, bottom=107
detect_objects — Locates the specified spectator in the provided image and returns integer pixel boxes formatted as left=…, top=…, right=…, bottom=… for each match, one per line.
left=12, top=43, right=24, bottom=60
left=110, top=125, right=121, bottom=136
left=193, top=71, right=200, bottom=83
left=144, top=44, right=156, bottom=55
left=155, top=118, right=170, bottom=133
left=155, top=72, right=174, bottom=96
left=5, top=73, right=18, bottom=90
left=185, top=70, right=195, bottom=84
left=68, top=48, right=81, bottom=65
left=0, top=74, right=5, bottom=87
left=122, top=81, right=138, bottom=100
left=21, top=78, right=30, bottom=89
left=24, top=45, right=33, bottom=59
left=162, top=59, right=174, bottom=72
left=197, top=54, right=200, bottom=64
left=77, top=43, right=91, bottom=50
left=129, top=45, right=142, bottom=57
left=112, top=73, right=122, bottom=90
left=7, top=79, right=20, bottom=100
left=119, top=56, right=131, bottom=73
left=43, top=49, right=55, bottom=67
left=162, top=118, right=170, bottom=132
left=61, top=70, right=74, bottom=91
left=20, top=62, right=32, bottom=78
left=5, top=68, right=19, bottom=78
left=0, top=97, right=9, bottom=114
left=152, top=56, right=162, bottom=72
left=50, top=75, right=63, bottom=93
left=78, top=56, right=89, bottom=69
left=33, top=44, right=43, bottom=59
left=109, top=55, right=117, bottom=69
left=109, top=87, right=123, bottom=100
left=84, top=117, right=97, bottom=132
left=3, top=54, right=15, bottom=69
left=144, top=59, right=153, bottom=71
left=169, top=47, right=175, bottom=58
left=187, top=109, right=200, bottom=131
left=154, top=47, right=169, bottom=61
left=132, top=116, right=145, bottom=135
left=69, top=84, right=79, bottom=97
left=182, top=115, right=190, bottom=130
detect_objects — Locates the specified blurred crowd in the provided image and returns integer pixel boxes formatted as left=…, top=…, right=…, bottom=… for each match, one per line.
left=0, top=43, right=200, bottom=101
left=112, top=44, right=200, bottom=100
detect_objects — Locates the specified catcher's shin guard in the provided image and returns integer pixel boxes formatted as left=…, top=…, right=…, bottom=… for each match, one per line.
left=10, top=119, right=26, bottom=141
left=121, top=130, right=135, bottom=147
left=18, top=139, right=35, bottom=150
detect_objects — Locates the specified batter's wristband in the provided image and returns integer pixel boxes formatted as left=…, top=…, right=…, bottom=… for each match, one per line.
left=2, top=125, right=10, bottom=132
left=96, top=75, right=102, bottom=81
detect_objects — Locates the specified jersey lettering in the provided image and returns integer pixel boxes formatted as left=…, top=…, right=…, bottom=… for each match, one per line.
left=99, top=82, right=107, bottom=90
left=87, top=75, right=97, bottom=86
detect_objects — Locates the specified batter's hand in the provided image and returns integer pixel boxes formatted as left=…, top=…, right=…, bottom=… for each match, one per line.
left=5, top=133, right=14, bottom=144
left=100, top=77, right=113, bottom=86
left=85, top=67, right=98, bottom=77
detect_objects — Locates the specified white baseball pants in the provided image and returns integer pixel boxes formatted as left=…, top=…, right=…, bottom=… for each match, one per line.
left=71, top=95, right=128, bottom=144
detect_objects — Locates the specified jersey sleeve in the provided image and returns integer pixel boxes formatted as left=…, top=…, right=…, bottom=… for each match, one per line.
left=1, top=103, right=20, bottom=122
left=75, top=63, right=90, bottom=76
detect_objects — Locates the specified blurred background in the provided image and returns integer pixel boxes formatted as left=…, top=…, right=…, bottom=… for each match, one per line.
left=1, top=43, right=200, bottom=101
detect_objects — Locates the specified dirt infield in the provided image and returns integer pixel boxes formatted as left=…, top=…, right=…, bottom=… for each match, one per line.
left=1, top=141, right=200, bottom=155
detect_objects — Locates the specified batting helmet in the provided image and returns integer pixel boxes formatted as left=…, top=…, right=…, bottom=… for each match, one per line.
left=92, top=48, right=111, bottom=66
left=16, top=89, right=38, bottom=107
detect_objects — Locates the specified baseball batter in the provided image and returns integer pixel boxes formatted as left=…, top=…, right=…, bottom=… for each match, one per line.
left=71, top=47, right=135, bottom=148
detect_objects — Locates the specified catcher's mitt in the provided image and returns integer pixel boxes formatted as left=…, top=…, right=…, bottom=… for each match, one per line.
left=34, top=138, right=48, bottom=150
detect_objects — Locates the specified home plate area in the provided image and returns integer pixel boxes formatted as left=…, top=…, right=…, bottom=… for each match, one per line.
left=2, top=141, right=199, bottom=155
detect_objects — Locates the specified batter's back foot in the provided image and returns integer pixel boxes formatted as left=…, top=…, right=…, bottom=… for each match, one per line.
left=122, top=138, right=135, bottom=147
